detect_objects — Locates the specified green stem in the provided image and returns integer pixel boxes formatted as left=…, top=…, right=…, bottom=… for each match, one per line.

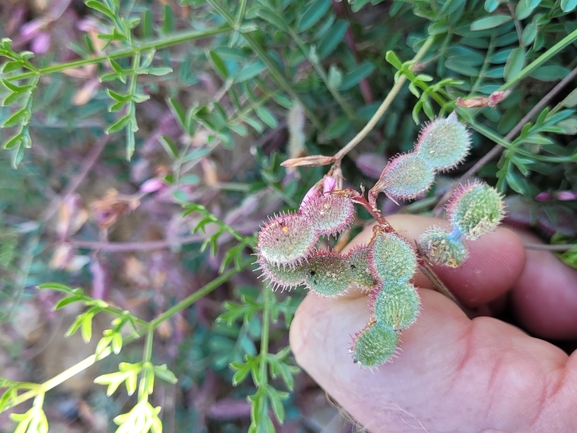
left=138, top=331, right=154, bottom=400
left=3, top=26, right=232, bottom=81
left=143, top=330, right=153, bottom=363
left=206, top=0, right=324, bottom=130
left=148, top=259, right=253, bottom=331
left=467, top=119, right=571, bottom=163
left=470, top=32, right=497, bottom=95
left=333, top=35, right=436, bottom=161
left=6, top=348, right=112, bottom=410
left=501, top=27, right=577, bottom=92
left=4, top=259, right=252, bottom=411
left=254, top=286, right=272, bottom=427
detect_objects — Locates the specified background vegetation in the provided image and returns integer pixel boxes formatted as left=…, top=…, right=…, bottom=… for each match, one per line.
left=0, top=0, right=576, bottom=431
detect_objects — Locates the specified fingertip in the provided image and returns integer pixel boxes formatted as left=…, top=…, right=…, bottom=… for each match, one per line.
left=510, top=231, right=577, bottom=340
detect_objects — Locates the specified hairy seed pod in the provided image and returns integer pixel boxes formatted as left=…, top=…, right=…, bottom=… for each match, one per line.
left=415, top=112, right=471, bottom=171
left=378, top=152, right=435, bottom=201
left=371, top=229, right=417, bottom=286
left=301, top=193, right=355, bottom=237
left=351, top=319, right=398, bottom=368
left=418, top=226, right=469, bottom=268
left=257, top=256, right=307, bottom=289
left=257, top=213, right=317, bottom=266
left=304, top=250, right=351, bottom=297
left=370, top=282, right=420, bottom=330
left=346, top=246, right=380, bottom=291
left=447, top=181, right=504, bottom=240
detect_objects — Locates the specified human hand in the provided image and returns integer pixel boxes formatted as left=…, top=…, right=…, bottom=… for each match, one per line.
left=290, top=214, right=577, bottom=432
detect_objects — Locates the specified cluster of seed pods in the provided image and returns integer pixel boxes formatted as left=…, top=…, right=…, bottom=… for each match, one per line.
left=256, top=114, right=504, bottom=368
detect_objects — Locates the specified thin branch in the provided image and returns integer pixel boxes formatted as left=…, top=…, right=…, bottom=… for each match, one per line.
left=332, top=35, right=436, bottom=162
left=524, top=243, right=577, bottom=251
left=41, top=135, right=110, bottom=222
left=458, top=63, right=577, bottom=182
left=70, top=233, right=207, bottom=252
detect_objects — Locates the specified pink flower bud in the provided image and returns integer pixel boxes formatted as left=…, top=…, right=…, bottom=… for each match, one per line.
left=31, top=32, right=51, bottom=55
left=140, top=178, right=167, bottom=193
left=555, top=191, right=577, bottom=201
left=323, top=175, right=336, bottom=193
left=535, top=192, right=551, bottom=202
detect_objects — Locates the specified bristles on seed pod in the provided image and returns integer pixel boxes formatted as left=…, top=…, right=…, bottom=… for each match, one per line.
left=418, top=226, right=469, bottom=268
left=345, top=245, right=380, bottom=291
left=415, top=112, right=471, bottom=172
left=370, top=282, right=420, bottom=330
left=303, top=250, right=351, bottom=297
left=301, top=193, right=355, bottom=237
left=370, top=229, right=417, bottom=286
left=257, top=256, right=308, bottom=290
left=447, top=181, right=504, bottom=240
left=377, top=152, right=435, bottom=201
left=257, top=213, right=318, bottom=266
left=350, top=318, right=398, bottom=368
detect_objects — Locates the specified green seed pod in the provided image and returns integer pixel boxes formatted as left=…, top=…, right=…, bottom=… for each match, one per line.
left=351, top=319, right=398, bottom=368
left=415, top=112, right=471, bottom=171
left=418, top=226, right=469, bottom=268
left=370, top=282, right=420, bottom=330
left=257, top=213, right=318, bottom=266
left=448, top=181, right=504, bottom=240
left=378, top=152, right=435, bottom=201
left=371, top=229, right=417, bottom=286
left=301, top=193, right=355, bottom=236
left=304, top=250, right=351, bottom=297
left=345, top=246, right=380, bottom=291
left=257, top=257, right=308, bottom=290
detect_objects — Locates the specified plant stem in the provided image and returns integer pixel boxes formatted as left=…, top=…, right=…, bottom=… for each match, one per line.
left=4, top=26, right=232, bottom=81
left=254, top=286, right=272, bottom=426
left=147, top=259, right=253, bottom=331
left=6, top=348, right=112, bottom=410
left=332, top=35, right=436, bottom=161
left=501, top=28, right=577, bottom=91
left=458, top=62, right=577, bottom=181
left=4, top=259, right=252, bottom=410
left=524, top=243, right=577, bottom=251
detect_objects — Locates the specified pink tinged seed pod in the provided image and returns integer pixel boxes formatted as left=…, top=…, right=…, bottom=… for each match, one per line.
left=257, top=213, right=318, bottom=266
left=447, top=181, right=504, bottom=240
left=350, top=318, right=399, bottom=368
left=300, top=193, right=355, bottom=237
left=299, top=183, right=323, bottom=212
left=257, top=256, right=308, bottom=290
left=345, top=245, right=380, bottom=291
left=418, top=226, right=469, bottom=268
left=303, top=250, right=351, bottom=297
left=370, top=282, right=421, bottom=331
left=415, top=112, right=471, bottom=172
left=375, top=152, right=435, bottom=201
left=370, top=228, right=418, bottom=286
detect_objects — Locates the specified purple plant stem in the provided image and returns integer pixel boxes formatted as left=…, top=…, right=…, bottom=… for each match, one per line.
left=41, top=134, right=110, bottom=222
